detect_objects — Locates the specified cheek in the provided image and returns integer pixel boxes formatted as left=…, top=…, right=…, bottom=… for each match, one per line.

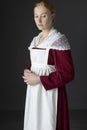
left=44, top=17, right=52, bottom=26
left=34, top=19, right=38, bottom=25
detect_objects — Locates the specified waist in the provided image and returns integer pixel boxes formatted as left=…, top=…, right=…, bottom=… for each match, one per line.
left=31, top=63, right=56, bottom=70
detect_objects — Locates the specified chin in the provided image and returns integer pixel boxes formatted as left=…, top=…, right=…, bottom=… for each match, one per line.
left=37, top=26, right=43, bottom=31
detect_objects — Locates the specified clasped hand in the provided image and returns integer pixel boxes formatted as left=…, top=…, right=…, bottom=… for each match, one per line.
left=22, top=69, right=40, bottom=85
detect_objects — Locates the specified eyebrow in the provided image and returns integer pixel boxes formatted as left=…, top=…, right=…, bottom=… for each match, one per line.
left=34, top=12, right=48, bottom=15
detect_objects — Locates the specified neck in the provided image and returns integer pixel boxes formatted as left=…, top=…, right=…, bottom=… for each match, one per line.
left=42, top=27, right=52, bottom=37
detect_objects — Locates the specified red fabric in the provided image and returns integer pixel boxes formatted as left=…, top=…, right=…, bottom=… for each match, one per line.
left=40, top=49, right=74, bottom=130
left=40, top=49, right=74, bottom=90
left=27, top=60, right=31, bottom=70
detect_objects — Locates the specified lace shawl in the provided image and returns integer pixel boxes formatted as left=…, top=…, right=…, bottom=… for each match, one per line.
left=28, top=28, right=70, bottom=50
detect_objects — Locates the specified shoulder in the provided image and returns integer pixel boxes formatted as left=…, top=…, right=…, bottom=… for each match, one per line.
left=50, top=29, right=70, bottom=50
left=51, top=33, right=70, bottom=50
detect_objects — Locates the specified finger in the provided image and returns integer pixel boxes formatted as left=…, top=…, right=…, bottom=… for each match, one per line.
left=22, top=76, right=27, bottom=79
left=24, top=71, right=31, bottom=76
left=25, top=69, right=31, bottom=73
left=24, top=79, right=29, bottom=83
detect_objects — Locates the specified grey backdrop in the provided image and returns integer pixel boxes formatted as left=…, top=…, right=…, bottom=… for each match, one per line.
left=1, top=0, right=87, bottom=110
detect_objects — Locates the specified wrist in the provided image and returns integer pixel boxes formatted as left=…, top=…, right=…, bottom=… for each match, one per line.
left=37, top=76, right=41, bottom=83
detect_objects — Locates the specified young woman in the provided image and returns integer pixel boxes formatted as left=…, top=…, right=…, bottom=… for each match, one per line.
left=22, top=0, right=74, bottom=130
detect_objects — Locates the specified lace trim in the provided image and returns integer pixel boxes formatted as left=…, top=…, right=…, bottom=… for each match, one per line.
left=28, top=29, right=70, bottom=50
left=50, top=35, right=70, bottom=50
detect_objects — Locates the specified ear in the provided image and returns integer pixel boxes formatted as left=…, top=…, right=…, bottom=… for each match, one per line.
left=52, top=13, right=55, bottom=23
left=52, top=13, right=55, bottom=18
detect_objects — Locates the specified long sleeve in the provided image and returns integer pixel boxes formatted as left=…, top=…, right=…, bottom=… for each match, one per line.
left=40, top=49, right=75, bottom=90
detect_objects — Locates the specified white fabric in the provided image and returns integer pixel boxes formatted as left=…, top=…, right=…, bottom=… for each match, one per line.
left=29, top=27, right=70, bottom=50
left=23, top=28, right=70, bottom=130
left=23, top=48, right=58, bottom=130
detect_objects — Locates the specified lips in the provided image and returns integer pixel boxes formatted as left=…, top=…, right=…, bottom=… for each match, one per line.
left=38, top=24, right=43, bottom=26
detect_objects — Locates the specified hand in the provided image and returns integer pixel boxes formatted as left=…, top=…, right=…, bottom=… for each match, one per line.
left=22, top=69, right=40, bottom=85
left=23, top=69, right=31, bottom=76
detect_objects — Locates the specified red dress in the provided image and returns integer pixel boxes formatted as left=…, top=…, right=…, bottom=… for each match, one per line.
left=40, top=49, right=74, bottom=130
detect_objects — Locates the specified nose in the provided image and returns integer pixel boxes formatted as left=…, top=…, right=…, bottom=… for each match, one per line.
left=38, top=16, right=41, bottom=23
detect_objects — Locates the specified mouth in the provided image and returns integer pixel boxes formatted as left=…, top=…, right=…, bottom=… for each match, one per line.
left=38, top=24, right=43, bottom=26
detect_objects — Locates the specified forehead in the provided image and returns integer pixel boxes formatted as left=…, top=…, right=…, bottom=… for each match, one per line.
left=34, top=4, right=50, bottom=15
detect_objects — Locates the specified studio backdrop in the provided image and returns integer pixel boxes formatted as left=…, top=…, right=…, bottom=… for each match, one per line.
left=1, top=0, right=87, bottom=110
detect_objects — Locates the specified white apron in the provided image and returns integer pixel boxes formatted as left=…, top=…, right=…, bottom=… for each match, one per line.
left=23, top=47, right=58, bottom=130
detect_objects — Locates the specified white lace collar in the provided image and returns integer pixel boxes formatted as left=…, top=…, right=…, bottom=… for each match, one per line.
left=28, top=27, right=70, bottom=50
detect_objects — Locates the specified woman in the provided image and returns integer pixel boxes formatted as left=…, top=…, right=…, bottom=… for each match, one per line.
left=22, top=0, right=74, bottom=130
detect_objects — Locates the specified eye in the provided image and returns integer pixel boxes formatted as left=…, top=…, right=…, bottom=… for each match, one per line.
left=42, top=15, right=46, bottom=18
left=34, top=16, right=38, bottom=19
